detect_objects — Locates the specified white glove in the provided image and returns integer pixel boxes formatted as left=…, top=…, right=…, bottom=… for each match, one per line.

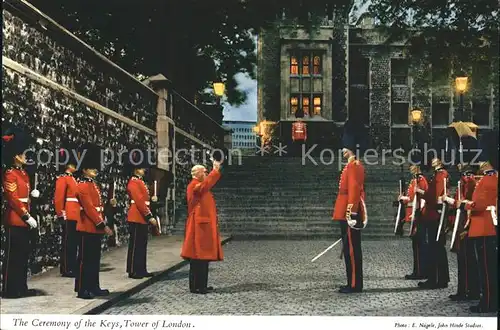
left=399, top=196, right=410, bottom=201
left=347, top=219, right=357, bottom=228
left=444, top=196, right=455, bottom=205
left=26, top=217, right=38, bottom=229
left=420, top=199, right=426, bottom=209
left=415, top=188, right=425, bottom=194
left=31, top=189, right=40, bottom=198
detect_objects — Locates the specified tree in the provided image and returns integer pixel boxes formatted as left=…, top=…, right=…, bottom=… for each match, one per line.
left=356, top=0, right=499, bottom=82
left=28, top=0, right=352, bottom=105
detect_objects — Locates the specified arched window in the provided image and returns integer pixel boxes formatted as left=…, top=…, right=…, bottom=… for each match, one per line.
left=313, top=56, right=321, bottom=75
left=313, top=96, right=321, bottom=115
left=290, top=56, right=299, bottom=75
left=302, top=96, right=310, bottom=116
left=290, top=95, right=299, bottom=115
left=302, top=56, right=310, bottom=75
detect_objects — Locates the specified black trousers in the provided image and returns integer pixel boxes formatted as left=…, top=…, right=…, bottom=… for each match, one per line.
left=126, top=222, right=149, bottom=275
left=1, top=226, right=31, bottom=297
left=456, top=236, right=479, bottom=297
left=340, top=221, right=363, bottom=290
left=189, top=259, right=209, bottom=292
left=411, top=235, right=425, bottom=277
left=472, top=236, right=498, bottom=310
left=75, top=232, right=103, bottom=294
left=423, top=222, right=449, bottom=285
left=60, top=220, right=78, bottom=275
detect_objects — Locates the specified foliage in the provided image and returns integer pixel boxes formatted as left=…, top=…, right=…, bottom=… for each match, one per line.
left=357, top=0, right=499, bottom=82
left=27, top=0, right=352, bottom=106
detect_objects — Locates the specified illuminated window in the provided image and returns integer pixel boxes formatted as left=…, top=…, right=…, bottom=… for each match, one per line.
left=290, top=56, right=299, bottom=75
left=313, top=96, right=321, bottom=115
left=290, top=95, right=299, bottom=115
left=302, top=56, right=310, bottom=75
left=313, top=56, right=321, bottom=75
left=302, top=96, right=310, bottom=116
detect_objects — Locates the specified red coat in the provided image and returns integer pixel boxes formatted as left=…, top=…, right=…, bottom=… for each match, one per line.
left=402, top=174, right=428, bottom=223
left=2, top=167, right=30, bottom=227
left=77, top=178, right=105, bottom=234
left=332, top=159, right=366, bottom=221
left=292, top=121, right=307, bottom=141
left=181, top=169, right=223, bottom=261
left=422, top=168, right=449, bottom=221
left=127, top=176, right=153, bottom=224
left=448, top=173, right=476, bottom=227
left=54, top=172, right=81, bottom=222
left=465, top=170, right=497, bottom=237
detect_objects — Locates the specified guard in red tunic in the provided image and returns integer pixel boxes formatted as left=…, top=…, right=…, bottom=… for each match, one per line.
left=1, top=126, right=38, bottom=298
left=125, top=148, right=157, bottom=279
left=399, top=151, right=428, bottom=280
left=54, top=140, right=81, bottom=277
left=75, top=143, right=113, bottom=299
left=291, top=117, right=307, bottom=156
left=462, top=132, right=498, bottom=313
left=444, top=136, right=479, bottom=301
left=332, top=119, right=367, bottom=293
left=292, top=120, right=307, bottom=141
left=419, top=157, right=450, bottom=289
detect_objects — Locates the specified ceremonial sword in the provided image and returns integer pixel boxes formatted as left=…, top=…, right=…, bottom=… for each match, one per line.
left=311, top=238, right=342, bottom=262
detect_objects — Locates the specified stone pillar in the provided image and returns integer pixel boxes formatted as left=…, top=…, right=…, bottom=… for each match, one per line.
left=144, top=74, right=173, bottom=233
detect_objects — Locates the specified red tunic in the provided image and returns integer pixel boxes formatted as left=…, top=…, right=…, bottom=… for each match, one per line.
left=292, top=121, right=307, bottom=141
left=402, top=174, right=429, bottom=223
left=181, top=169, right=224, bottom=261
left=332, top=159, right=366, bottom=221
left=448, top=173, right=476, bottom=227
left=422, top=168, right=449, bottom=221
left=54, top=172, right=81, bottom=222
left=127, top=176, right=153, bottom=224
left=77, top=178, right=105, bottom=234
left=465, top=170, right=497, bottom=238
left=2, top=167, right=30, bottom=227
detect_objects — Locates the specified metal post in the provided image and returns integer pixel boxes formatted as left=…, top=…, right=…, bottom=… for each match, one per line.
left=459, top=92, right=464, bottom=122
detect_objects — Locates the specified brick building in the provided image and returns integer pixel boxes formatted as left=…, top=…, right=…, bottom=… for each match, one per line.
left=257, top=12, right=499, bottom=151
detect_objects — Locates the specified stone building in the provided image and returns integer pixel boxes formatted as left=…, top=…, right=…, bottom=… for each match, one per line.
left=257, top=13, right=499, bottom=151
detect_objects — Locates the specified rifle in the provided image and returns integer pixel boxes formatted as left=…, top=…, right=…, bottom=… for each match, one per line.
left=394, top=178, right=405, bottom=235
left=408, top=176, right=425, bottom=237
left=151, top=180, right=162, bottom=236
left=105, top=180, right=118, bottom=247
left=436, top=177, right=448, bottom=241
left=450, top=179, right=464, bottom=251
left=30, top=172, right=41, bottom=239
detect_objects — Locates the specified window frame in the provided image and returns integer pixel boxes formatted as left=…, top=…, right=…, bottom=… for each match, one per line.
left=390, top=59, right=409, bottom=86
left=471, top=100, right=491, bottom=127
left=431, top=102, right=451, bottom=127
left=289, top=50, right=324, bottom=117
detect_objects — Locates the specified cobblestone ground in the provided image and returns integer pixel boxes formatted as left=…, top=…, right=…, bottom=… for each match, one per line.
left=103, top=240, right=496, bottom=316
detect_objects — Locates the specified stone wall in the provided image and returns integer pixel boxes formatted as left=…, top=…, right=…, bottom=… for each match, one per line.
left=1, top=3, right=224, bottom=276
left=257, top=27, right=282, bottom=122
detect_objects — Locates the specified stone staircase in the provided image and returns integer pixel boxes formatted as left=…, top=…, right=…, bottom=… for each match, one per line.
left=174, top=155, right=414, bottom=239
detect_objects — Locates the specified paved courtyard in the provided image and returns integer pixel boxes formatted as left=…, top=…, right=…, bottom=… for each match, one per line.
left=102, top=239, right=496, bottom=316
